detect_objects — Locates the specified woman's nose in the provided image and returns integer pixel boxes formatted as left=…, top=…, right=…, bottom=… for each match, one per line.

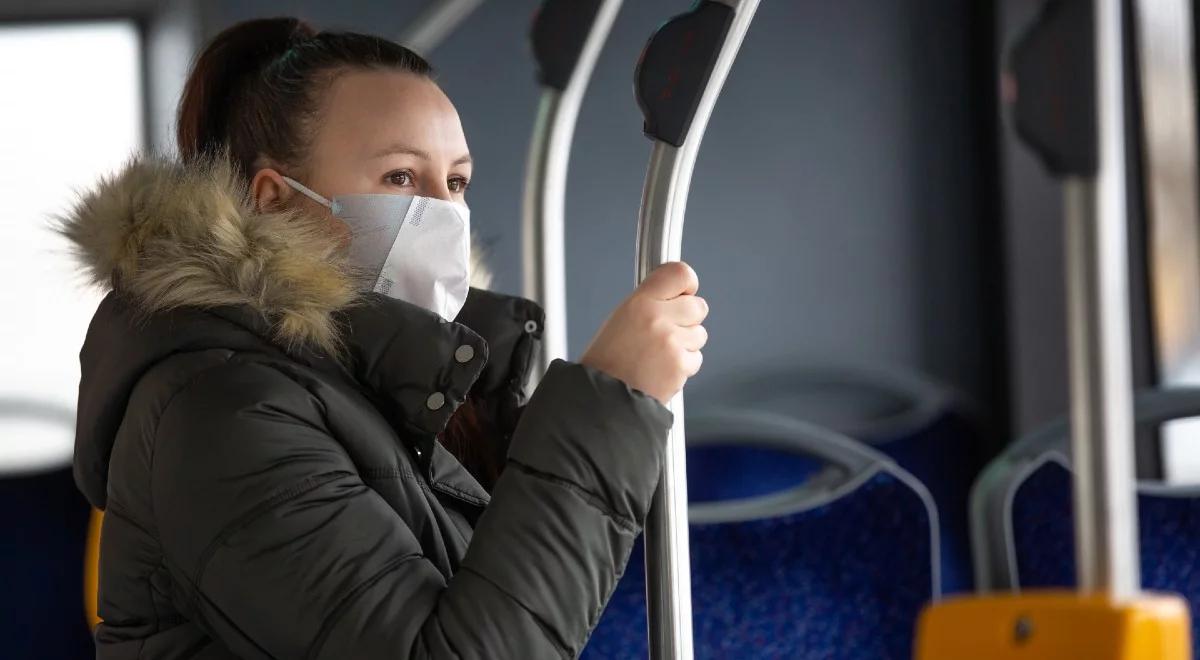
left=419, top=181, right=454, bottom=202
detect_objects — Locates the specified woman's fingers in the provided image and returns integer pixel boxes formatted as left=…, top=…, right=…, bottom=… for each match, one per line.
left=680, top=347, right=704, bottom=378
left=580, top=261, right=707, bottom=404
left=640, top=261, right=699, bottom=300
left=677, top=324, right=709, bottom=351
left=662, top=294, right=708, bottom=326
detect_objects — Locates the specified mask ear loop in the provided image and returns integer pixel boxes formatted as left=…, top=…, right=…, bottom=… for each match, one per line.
left=281, top=175, right=333, bottom=208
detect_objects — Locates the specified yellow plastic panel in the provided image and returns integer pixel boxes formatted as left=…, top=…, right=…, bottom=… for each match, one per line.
left=85, top=508, right=103, bottom=631
left=915, top=590, right=1190, bottom=660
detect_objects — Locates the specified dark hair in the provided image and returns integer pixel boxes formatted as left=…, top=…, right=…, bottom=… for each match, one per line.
left=178, top=18, right=500, bottom=488
left=441, top=396, right=507, bottom=492
left=177, top=17, right=432, bottom=176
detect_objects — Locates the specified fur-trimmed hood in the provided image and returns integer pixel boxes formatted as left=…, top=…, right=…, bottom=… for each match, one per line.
left=63, top=156, right=545, bottom=510
left=57, top=155, right=493, bottom=355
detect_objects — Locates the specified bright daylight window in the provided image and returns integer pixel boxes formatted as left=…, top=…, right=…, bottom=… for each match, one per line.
left=0, top=21, right=143, bottom=475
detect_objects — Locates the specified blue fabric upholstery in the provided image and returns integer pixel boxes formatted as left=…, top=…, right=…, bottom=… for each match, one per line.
left=701, top=377, right=982, bottom=594
left=1010, top=460, right=1075, bottom=589
left=583, top=471, right=936, bottom=659
left=864, top=411, right=983, bottom=593
left=1011, top=461, right=1200, bottom=655
left=1140, top=491, right=1200, bottom=641
left=0, top=466, right=94, bottom=658
left=686, top=444, right=821, bottom=503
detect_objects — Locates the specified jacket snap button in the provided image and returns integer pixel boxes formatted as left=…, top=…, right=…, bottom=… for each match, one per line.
left=454, top=344, right=475, bottom=364
left=524, top=320, right=538, bottom=333
left=426, top=392, right=446, bottom=411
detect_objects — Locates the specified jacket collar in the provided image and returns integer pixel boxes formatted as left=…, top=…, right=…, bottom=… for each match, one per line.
left=209, top=288, right=542, bottom=506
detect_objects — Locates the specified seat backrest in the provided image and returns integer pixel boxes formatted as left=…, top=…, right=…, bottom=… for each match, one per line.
left=1004, top=461, right=1200, bottom=655
left=1138, top=485, right=1200, bottom=612
left=583, top=410, right=941, bottom=660
left=973, top=386, right=1200, bottom=589
left=691, top=365, right=981, bottom=593
left=972, top=387, right=1200, bottom=656
left=0, top=466, right=96, bottom=658
left=1008, top=457, right=1075, bottom=589
left=0, top=399, right=95, bottom=657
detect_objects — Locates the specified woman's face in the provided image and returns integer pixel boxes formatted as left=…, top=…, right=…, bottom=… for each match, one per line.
left=254, top=68, right=472, bottom=216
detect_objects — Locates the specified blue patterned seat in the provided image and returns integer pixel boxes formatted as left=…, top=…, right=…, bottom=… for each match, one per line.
left=972, top=387, right=1200, bottom=657
left=694, top=367, right=982, bottom=594
left=865, top=410, right=981, bottom=594
left=583, top=411, right=940, bottom=659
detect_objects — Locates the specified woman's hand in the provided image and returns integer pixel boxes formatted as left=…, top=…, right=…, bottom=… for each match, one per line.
left=580, top=262, right=709, bottom=405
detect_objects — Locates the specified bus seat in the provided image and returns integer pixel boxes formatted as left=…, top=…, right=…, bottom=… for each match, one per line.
left=693, top=365, right=983, bottom=594
left=583, top=410, right=941, bottom=660
left=971, top=387, right=1200, bottom=656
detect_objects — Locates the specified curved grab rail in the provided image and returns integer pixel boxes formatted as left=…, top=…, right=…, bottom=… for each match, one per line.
left=632, top=2, right=761, bottom=657
left=521, top=0, right=623, bottom=381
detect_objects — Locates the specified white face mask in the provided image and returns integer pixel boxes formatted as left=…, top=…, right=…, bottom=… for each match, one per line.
left=283, top=176, right=472, bottom=322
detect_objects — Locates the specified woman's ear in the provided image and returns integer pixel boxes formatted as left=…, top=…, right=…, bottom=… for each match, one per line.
left=250, top=168, right=291, bottom=213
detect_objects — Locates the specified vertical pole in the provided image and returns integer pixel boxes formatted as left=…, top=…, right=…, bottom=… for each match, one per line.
left=1064, top=0, right=1140, bottom=598
left=637, top=142, right=696, bottom=660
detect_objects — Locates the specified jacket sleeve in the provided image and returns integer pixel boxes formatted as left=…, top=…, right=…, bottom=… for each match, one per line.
left=152, top=358, right=670, bottom=660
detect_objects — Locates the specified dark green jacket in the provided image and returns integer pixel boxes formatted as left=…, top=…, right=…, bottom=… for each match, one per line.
left=63, top=157, right=671, bottom=659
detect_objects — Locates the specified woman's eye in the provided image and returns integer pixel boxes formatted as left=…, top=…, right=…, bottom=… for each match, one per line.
left=386, top=171, right=414, bottom=187
left=448, top=177, right=470, bottom=193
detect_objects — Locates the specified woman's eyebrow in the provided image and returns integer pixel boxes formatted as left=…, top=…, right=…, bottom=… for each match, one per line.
left=370, top=144, right=430, bottom=160
left=370, top=144, right=473, bottom=166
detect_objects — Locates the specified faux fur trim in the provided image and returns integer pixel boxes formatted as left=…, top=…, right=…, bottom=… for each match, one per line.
left=56, top=155, right=493, bottom=355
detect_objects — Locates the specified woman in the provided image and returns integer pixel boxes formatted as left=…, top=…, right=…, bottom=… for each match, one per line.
left=61, top=17, right=708, bottom=660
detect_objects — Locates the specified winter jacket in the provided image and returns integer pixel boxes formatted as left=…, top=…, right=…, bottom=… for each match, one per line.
left=61, top=157, right=672, bottom=659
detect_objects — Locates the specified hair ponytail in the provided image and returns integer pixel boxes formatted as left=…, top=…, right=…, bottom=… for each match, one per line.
left=176, top=17, right=430, bottom=175
left=176, top=17, right=315, bottom=165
